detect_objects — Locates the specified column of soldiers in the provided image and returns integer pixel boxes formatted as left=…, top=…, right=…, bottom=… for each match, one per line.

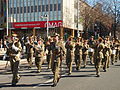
left=4, top=33, right=120, bottom=87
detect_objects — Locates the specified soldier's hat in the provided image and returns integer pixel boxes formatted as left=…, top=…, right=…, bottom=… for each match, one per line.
left=84, top=39, right=88, bottom=43
left=98, top=37, right=103, bottom=42
left=52, top=33, right=59, bottom=37
left=68, top=36, right=74, bottom=39
left=77, top=37, right=82, bottom=39
left=12, top=33, right=18, bottom=37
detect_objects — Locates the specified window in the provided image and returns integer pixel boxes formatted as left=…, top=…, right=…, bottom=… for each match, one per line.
left=42, top=5, right=45, bottom=12
left=54, top=4, right=57, bottom=11
left=14, top=8, right=16, bottom=14
left=17, top=7, right=19, bottom=14
left=50, top=4, right=52, bottom=11
left=35, top=6, right=37, bottom=12
left=20, top=7, right=23, bottom=13
left=58, top=3, right=61, bottom=11
left=38, top=5, right=41, bottom=12
left=31, top=6, right=34, bottom=12
left=46, top=5, right=48, bottom=11
left=10, top=8, right=12, bottom=14
left=24, top=7, right=26, bottom=13
left=27, top=6, right=30, bottom=13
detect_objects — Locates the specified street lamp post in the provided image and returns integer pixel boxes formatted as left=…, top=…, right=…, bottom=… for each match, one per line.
left=77, top=0, right=80, bottom=37
left=41, top=14, right=49, bottom=37
left=6, top=0, right=9, bottom=36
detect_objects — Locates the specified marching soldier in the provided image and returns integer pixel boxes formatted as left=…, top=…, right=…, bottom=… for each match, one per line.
left=51, top=33, right=65, bottom=87
left=74, top=37, right=83, bottom=70
left=65, top=36, right=75, bottom=75
left=7, top=35, right=22, bottom=86
left=115, top=38, right=120, bottom=62
left=94, top=37, right=104, bottom=77
left=102, top=39, right=110, bottom=72
left=105, top=36, right=111, bottom=68
left=34, top=37, right=45, bottom=73
left=82, top=40, right=89, bottom=68
left=25, top=36, right=34, bottom=68
left=110, top=38, right=116, bottom=65
left=88, top=36, right=95, bottom=64
left=45, top=37, right=53, bottom=69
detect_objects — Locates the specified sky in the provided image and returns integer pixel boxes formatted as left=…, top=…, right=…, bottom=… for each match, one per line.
left=86, top=0, right=120, bottom=6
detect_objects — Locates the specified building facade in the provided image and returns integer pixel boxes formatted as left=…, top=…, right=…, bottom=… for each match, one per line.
left=8, top=0, right=83, bottom=38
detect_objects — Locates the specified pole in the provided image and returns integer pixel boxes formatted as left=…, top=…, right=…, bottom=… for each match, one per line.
left=46, top=15, right=49, bottom=37
left=6, top=0, right=9, bottom=36
left=77, top=0, right=79, bottom=37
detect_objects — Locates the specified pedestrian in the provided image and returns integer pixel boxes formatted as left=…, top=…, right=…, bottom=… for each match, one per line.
left=25, top=36, right=34, bottom=68
left=51, top=33, right=64, bottom=87
left=82, top=40, right=89, bottom=68
left=34, top=37, right=45, bottom=73
left=65, top=36, right=75, bottom=75
left=74, top=37, right=83, bottom=70
left=7, top=34, right=22, bottom=86
left=94, top=37, right=104, bottom=77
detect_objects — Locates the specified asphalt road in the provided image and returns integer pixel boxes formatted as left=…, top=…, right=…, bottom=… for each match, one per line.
left=0, top=59, right=120, bottom=90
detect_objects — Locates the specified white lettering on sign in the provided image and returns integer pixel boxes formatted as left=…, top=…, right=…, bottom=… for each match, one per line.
left=44, top=22, right=63, bottom=28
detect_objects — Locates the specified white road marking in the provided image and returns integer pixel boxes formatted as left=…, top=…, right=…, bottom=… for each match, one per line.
left=33, top=74, right=67, bottom=88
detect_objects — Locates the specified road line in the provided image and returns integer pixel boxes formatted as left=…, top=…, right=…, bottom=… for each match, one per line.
left=33, top=74, right=67, bottom=88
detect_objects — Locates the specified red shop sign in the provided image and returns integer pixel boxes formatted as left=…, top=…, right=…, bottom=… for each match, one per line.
left=12, top=20, right=63, bottom=28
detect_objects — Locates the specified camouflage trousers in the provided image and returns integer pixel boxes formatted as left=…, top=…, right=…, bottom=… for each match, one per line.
left=27, top=53, right=33, bottom=67
left=10, top=58, right=20, bottom=85
left=94, top=58, right=102, bottom=76
left=35, top=57, right=44, bottom=72
left=46, top=54, right=52, bottom=69
left=75, top=54, right=82, bottom=70
left=102, top=55, right=109, bottom=71
left=111, top=54, right=115, bottom=65
left=82, top=54, right=88, bottom=67
left=52, top=58, right=61, bottom=85
left=66, top=53, right=74, bottom=74
left=89, top=52, right=94, bottom=64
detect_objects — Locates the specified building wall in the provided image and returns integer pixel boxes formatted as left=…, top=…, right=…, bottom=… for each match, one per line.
left=9, top=0, right=62, bottom=23
left=63, top=0, right=74, bottom=29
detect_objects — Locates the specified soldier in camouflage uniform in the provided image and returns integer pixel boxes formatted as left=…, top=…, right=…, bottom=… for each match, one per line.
left=51, top=33, right=65, bottom=87
left=34, top=37, right=45, bottom=73
left=65, top=36, right=75, bottom=75
left=94, top=37, right=104, bottom=77
left=88, top=36, right=95, bottom=64
left=102, top=39, right=110, bottom=72
left=7, top=36, right=22, bottom=86
left=115, top=38, right=120, bottom=62
left=25, top=36, right=34, bottom=68
left=74, top=37, right=83, bottom=70
left=110, top=38, right=116, bottom=65
left=105, top=37, right=111, bottom=68
left=82, top=40, right=89, bottom=68
left=45, top=37, right=53, bottom=69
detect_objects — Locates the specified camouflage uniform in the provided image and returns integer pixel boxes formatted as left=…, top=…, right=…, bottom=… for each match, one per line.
left=51, top=35, right=65, bottom=87
left=45, top=38, right=53, bottom=69
left=34, top=40, right=45, bottom=73
left=74, top=38, right=83, bottom=70
left=94, top=38, right=104, bottom=77
left=26, top=37, right=34, bottom=68
left=88, top=37, right=95, bottom=64
left=7, top=38, right=22, bottom=86
left=110, top=40, right=116, bottom=65
left=115, top=40, right=120, bottom=62
left=82, top=40, right=89, bottom=68
left=65, top=37, right=74, bottom=75
left=102, top=41, right=110, bottom=72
